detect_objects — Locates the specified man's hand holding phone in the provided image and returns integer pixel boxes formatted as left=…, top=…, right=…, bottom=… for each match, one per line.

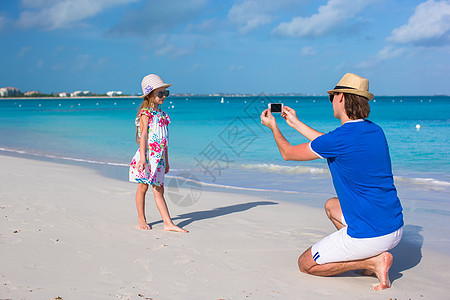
left=268, top=103, right=283, bottom=113
left=262, top=103, right=301, bottom=131
left=260, top=107, right=278, bottom=130
left=281, top=106, right=300, bottom=128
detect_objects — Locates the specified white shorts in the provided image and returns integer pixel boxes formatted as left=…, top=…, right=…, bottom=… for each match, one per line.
left=311, top=215, right=403, bottom=265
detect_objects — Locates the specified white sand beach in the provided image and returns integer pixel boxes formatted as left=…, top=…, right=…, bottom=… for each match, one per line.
left=1, top=154, right=449, bottom=299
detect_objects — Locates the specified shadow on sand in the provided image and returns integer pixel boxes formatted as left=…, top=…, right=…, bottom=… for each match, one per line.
left=149, top=201, right=278, bottom=228
left=150, top=203, right=423, bottom=285
left=333, top=224, right=423, bottom=282
left=389, top=224, right=423, bottom=283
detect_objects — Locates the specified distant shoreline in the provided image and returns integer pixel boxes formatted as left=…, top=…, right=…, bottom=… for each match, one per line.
left=1, top=94, right=448, bottom=100
left=0, top=96, right=139, bottom=100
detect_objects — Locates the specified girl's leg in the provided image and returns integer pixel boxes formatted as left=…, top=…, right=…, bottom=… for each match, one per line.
left=136, top=183, right=151, bottom=230
left=152, top=185, right=187, bottom=233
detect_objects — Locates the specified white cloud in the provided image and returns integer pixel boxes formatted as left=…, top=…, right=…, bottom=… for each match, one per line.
left=71, top=53, right=92, bottom=71
left=150, top=34, right=196, bottom=58
left=36, top=59, right=44, bottom=68
left=0, top=13, right=8, bottom=31
left=155, top=43, right=195, bottom=58
left=229, top=64, right=244, bottom=72
left=387, top=0, right=450, bottom=45
left=300, top=46, right=316, bottom=56
left=376, top=46, right=406, bottom=60
left=51, top=63, right=66, bottom=71
left=18, top=46, right=32, bottom=58
left=356, top=46, right=406, bottom=69
left=109, top=0, right=207, bottom=37
left=106, top=0, right=207, bottom=58
left=185, top=18, right=218, bottom=34
left=17, top=0, right=137, bottom=30
left=272, top=0, right=379, bottom=38
left=189, top=63, right=202, bottom=72
left=228, top=0, right=299, bottom=33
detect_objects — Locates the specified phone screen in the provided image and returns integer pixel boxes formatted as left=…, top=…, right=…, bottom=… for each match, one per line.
left=269, top=103, right=283, bottom=113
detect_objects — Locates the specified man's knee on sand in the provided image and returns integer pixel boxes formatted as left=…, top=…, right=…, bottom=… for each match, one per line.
left=297, top=247, right=315, bottom=274
left=324, top=197, right=340, bottom=220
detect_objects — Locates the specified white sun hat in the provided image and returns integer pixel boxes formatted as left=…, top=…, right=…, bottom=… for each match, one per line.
left=140, top=74, right=172, bottom=98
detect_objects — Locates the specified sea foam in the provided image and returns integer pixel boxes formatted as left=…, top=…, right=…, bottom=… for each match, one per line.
left=241, top=163, right=329, bottom=175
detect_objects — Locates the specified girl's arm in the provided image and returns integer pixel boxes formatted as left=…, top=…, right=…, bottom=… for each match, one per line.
left=165, top=147, right=170, bottom=174
left=137, top=114, right=150, bottom=171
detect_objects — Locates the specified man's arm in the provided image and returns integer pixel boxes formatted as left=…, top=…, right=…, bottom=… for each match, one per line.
left=271, top=126, right=319, bottom=161
left=282, top=106, right=324, bottom=141
left=261, top=109, right=320, bottom=161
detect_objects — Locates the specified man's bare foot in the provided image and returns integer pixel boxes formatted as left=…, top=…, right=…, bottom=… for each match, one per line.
left=138, top=219, right=151, bottom=230
left=164, top=223, right=188, bottom=233
left=372, top=252, right=393, bottom=291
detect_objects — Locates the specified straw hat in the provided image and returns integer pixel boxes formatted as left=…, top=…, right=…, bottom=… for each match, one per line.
left=327, top=73, right=374, bottom=100
left=140, top=74, right=172, bottom=98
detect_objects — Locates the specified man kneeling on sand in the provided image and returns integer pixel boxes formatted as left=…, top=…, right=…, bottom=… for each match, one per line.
left=260, top=73, right=404, bottom=290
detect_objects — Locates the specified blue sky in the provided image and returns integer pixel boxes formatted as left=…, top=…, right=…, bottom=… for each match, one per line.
left=1, top=0, right=449, bottom=96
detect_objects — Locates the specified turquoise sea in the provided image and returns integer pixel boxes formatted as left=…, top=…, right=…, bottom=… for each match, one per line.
left=0, top=95, right=449, bottom=206
left=1, top=95, right=449, bottom=255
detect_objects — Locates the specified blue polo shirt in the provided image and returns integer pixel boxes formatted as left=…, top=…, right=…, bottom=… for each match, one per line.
left=310, top=120, right=403, bottom=238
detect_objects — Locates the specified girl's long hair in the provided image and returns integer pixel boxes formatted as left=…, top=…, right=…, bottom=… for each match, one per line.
left=135, top=91, right=156, bottom=144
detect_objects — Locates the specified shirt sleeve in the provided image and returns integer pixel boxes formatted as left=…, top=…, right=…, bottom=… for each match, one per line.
left=165, top=112, right=171, bottom=125
left=309, top=142, right=324, bottom=159
left=136, top=109, right=153, bottom=126
left=310, top=128, right=342, bottom=159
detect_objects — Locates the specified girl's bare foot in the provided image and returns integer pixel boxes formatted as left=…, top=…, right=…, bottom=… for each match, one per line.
left=372, top=252, right=393, bottom=291
left=138, top=219, right=151, bottom=230
left=164, top=223, right=188, bottom=233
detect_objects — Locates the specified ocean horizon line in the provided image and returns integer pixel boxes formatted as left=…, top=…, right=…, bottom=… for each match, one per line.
left=1, top=94, right=449, bottom=101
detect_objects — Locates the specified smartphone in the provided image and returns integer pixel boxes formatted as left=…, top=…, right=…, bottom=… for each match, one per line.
left=268, top=103, right=283, bottom=113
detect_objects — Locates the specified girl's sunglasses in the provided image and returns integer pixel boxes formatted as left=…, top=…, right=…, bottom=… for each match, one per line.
left=157, top=90, right=170, bottom=98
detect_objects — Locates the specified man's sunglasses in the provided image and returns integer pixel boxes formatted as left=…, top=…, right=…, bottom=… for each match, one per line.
left=157, top=90, right=170, bottom=98
left=329, top=93, right=339, bottom=103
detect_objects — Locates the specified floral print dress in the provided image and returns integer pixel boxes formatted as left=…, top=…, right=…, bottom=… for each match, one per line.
left=129, top=108, right=171, bottom=187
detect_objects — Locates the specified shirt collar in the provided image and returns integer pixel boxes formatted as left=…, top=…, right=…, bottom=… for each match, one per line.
left=344, top=119, right=365, bottom=124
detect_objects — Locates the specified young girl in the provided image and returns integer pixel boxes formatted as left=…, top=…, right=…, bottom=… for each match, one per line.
left=129, top=74, right=187, bottom=232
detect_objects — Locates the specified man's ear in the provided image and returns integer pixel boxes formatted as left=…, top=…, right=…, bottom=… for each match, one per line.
left=338, top=93, right=345, bottom=103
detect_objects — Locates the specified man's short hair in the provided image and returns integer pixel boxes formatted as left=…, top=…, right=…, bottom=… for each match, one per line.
left=344, top=93, right=371, bottom=119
